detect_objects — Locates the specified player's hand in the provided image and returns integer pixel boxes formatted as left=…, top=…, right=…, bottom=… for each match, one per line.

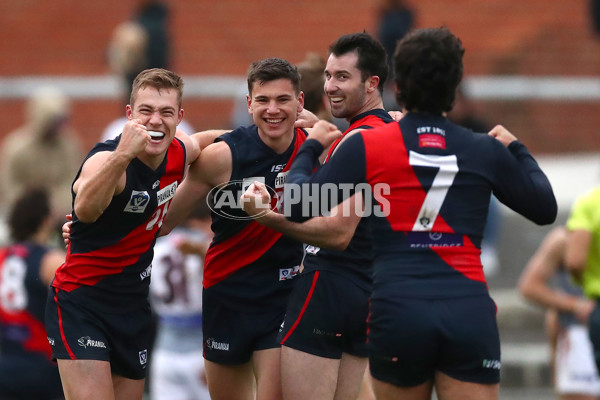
left=574, top=298, right=596, bottom=324
left=116, top=118, right=152, bottom=159
left=295, top=109, right=320, bottom=129
left=307, top=120, right=343, bottom=149
left=488, top=125, right=517, bottom=147
left=388, top=110, right=404, bottom=121
left=240, top=181, right=272, bottom=218
left=62, top=214, right=72, bottom=247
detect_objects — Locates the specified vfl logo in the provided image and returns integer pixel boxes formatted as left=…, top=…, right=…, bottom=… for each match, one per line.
left=140, top=265, right=152, bottom=281
left=139, top=349, right=148, bottom=365
left=124, top=190, right=150, bottom=213
left=77, top=336, right=107, bottom=349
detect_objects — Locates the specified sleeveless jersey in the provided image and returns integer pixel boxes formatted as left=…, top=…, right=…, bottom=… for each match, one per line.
left=0, top=242, right=53, bottom=359
left=203, top=125, right=308, bottom=311
left=52, top=136, right=186, bottom=311
left=287, top=112, right=556, bottom=300
left=303, top=109, right=393, bottom=289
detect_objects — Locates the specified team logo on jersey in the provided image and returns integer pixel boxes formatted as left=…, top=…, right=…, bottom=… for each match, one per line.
left=124, top=190, right=150, bottom=213
left=139, top=349, right=148, bottom=365
left=77, top=336, right=107, bottom=349
left=279, top=265, right=300, bottom=281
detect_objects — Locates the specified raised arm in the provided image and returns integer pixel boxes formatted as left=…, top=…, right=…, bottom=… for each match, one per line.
left=73, top=119, right=150, bottom=222
left=488, top=125, right=557, bottom=225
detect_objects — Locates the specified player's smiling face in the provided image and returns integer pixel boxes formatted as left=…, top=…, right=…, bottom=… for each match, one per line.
left=247, top=78, right=304, bottom=143
left=127, top=86, right=183, bottom=156
left=324, top=51, right=368, bottom=120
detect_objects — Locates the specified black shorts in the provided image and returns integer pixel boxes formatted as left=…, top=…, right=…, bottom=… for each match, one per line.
left=44, top=287, right=153, bottom=380
left=368, top=295, right=500, bottom=386
left=277, top=270, right=369, bottom=359
left=202, top=290, right=285, bottom=365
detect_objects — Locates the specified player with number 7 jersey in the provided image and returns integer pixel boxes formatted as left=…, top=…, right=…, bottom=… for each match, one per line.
left=282, top=27, right=558, bottom=399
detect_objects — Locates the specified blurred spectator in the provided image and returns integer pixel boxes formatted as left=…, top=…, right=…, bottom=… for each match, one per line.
left=519, top=226, right=600, bottom=399
left=103, top=15, right=193, bottom=142
left=297, top=52, right=332, bottom=122
left=591, top=0, right=600, bottom=36
left=565, top=185, right=600, bottom=372
left=0, top=86, right=84, bottom=231
left=134, top=0, right=170, bottom=71
left=149, top=202, right=213, bottom=400
left=0, top=187, right=66, bottom=400
left=376, top=0, right=415, bottom=109
left=107, top=20, right=149, bottom=104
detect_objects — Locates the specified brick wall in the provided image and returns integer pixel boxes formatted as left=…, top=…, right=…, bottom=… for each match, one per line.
left=1, top=0, right=598, bottom=153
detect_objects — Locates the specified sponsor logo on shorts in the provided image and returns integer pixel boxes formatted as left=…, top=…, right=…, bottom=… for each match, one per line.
left=205, top=337, right=230, bottom=351
left=482, top=359, right=501, bottom=370
left=47, top=336, right=55, bottom=346
left=124, top=190, right=150, bottom=213
left=78, top=336, right=107, bottom=349
left=279, top=265, right=300, bottom=281
left=313, top=328, right=342, bottom=338
left=139, top=349, right=148, bottom=365
left=140, top=265, right=152, bottom=281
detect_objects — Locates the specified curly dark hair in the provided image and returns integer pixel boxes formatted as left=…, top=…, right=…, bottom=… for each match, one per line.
left=8, top=187, right=51, bottom=242
left=393, top=27, right=464, bottom=114
left=329, top=32, right=388, bottom=94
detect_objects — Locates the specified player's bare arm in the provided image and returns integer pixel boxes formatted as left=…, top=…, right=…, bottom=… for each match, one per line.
left=160, top=141, right=232, bottom=236
left=73, top=119, right=152, bottom=223
left=241, top=181, right=360, bottom=250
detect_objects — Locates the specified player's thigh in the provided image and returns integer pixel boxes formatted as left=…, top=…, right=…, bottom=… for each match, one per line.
left=434, top=371, right=499, bottom=400
left=57, top=359, right=115, bottom=400
left=334, top=352, right=368, bottom=400
left=281, top=345, right=340, bottom=400
left=204, top=359, right=255, bottom=400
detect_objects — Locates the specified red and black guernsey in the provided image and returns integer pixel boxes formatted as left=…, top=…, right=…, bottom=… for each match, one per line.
left=0, top=243, right=53, bottom=359
left=303, top=109, right=393, bottom=290
left=286, top=112, right=557, bottom=300
left=52, top=136, right=186, bottom=311
left=203, top=125, right=309, bottom=311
